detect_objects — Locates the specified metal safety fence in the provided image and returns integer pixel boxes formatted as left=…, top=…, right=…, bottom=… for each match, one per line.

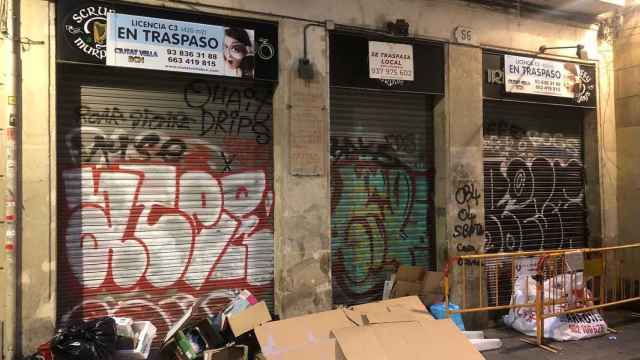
left=443, top=243, right=640, bottom=352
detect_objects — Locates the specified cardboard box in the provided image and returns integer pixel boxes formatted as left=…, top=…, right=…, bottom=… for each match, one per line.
left=332, top=319, right=485, bottom=360
left=391, top=281, right=423, bottom=298
left=420, top=270, right=445, bottom=307
left=221, top=290, right=259, bottom=329
left=396, top=266, right=425, bottom=282
left=390, top=266, right=444, bottom=307
left=419, top=293, right=444, bottom=307
left=421, top=271, right=445, bottom=294
left=363, top=310, right=415, bottom=325
left=350, top=296, right=434, bottom=323
left=162, top=296, right=226, bottom=360
left=229, top=301, right=272, bottom=337
left=114, top=321, right=157, bottom=360
left=204, top=345, right=249, bottom=360
left=254, top=309, right=358, bottom=360
left=259, top=339, right=338, bottom=360
left=255, top=297, right=483, bottom=360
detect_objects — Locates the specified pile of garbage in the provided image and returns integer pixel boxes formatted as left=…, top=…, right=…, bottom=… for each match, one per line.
left=24, top=290, right=269, bottom=360
left=25, top=266, right=501, bottom=360
left=158, top=290, right=271, bottom=360
left=25, top=316, right=156, bottom=360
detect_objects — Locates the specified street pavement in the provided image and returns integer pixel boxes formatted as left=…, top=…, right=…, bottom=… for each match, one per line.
left=483, top=310, right=640, bottom=360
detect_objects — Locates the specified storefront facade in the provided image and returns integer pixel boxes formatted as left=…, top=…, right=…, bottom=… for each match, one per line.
left=329, top=31, right=443, bottom=306
left=482, top=51, right=599, bottom=305
left=0, top=0, right=619, bottom=355
left=54, top=1, right=279, bottom=340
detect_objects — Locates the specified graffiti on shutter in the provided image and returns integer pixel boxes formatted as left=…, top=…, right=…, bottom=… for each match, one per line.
left=330, top=89, right=434, bottom=305
left=483, top=106, right=585, bottom=253
left=59, top=70, right=274, bottom=336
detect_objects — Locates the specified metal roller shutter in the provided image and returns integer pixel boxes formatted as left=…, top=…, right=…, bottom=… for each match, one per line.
left=330, top=87, right=435, bottom=306
left=57, top=63, right=275, bottom=339
left=483, top=100, right=586, bottom=305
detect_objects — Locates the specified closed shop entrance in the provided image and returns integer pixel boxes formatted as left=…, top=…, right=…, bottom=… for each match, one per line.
left=55, top=0, right=278, bottom=339
left=483, top=101, right=587, bottom=253
left=329, top=32, right=444, bottom=306
left=482, top=51, right=597, bottom=305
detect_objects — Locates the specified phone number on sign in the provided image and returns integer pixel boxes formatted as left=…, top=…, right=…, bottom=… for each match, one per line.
left=167, top=49, right=217, bottom=59
left=166, top=49, right=218, bottom=67
left=167, top=57, right=217, bottom=67
left=568, top=324, right=606, bottom=335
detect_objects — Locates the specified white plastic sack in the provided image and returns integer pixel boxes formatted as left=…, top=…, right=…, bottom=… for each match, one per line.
left=503, top=273, right=607, bottom=341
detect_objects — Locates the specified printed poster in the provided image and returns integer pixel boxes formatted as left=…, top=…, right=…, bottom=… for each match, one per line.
left=368, top=41, right=414, bottom=81
left=106, top=13, right=255, bottom=78
left=504, top=55, right=581, bottom=98
left=515, top=256, right=540, bottom=278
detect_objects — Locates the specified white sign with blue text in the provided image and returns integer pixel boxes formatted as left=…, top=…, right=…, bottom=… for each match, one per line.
left=504, top=55, right=580, bottom=98
left=106, top=13, right=256, bottom=78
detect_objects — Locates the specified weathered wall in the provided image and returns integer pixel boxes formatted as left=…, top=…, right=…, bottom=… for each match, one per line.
left=591, top=40, right=617, bottom=250
left=2, top=0, right=621, bottom=355
left=442, top=44, right=487, bottom=329
left=615, top=5, right=640, bottom=275
left=0, top=0, right=58, bottom=355
left=0, top=7, right=7, bottom=355
left=17, top=0, right=57, bottom=351
left=155, top=0, right=601, bottom=56
left=272, top=21, right=332, bottom=318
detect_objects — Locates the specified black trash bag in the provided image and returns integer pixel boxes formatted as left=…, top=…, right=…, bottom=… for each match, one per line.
left=51, top=317, right=117, bottom=360
left=23, top=354, right=46, bottom=360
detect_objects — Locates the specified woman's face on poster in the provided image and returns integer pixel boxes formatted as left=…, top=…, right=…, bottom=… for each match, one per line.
left=224, top=35, right=248, bottom=70
left=564, top=63, right=580, bottom=94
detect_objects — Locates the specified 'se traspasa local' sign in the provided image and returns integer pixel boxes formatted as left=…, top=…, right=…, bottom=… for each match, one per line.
left=504, top=55, right=582, bottom=99
left=107, top=13, right=256, bottom=78
left=368, top=41, right=414, bottom=81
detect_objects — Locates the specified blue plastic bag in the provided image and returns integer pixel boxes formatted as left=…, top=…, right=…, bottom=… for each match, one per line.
left=429, top=303, right=465, bottom=331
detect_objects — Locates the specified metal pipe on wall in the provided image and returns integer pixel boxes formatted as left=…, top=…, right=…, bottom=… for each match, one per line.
left=2, top=0, right=20, bottom=358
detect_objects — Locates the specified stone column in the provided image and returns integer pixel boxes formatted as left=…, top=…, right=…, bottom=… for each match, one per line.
left=272, top=20, right=333, bottom=318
